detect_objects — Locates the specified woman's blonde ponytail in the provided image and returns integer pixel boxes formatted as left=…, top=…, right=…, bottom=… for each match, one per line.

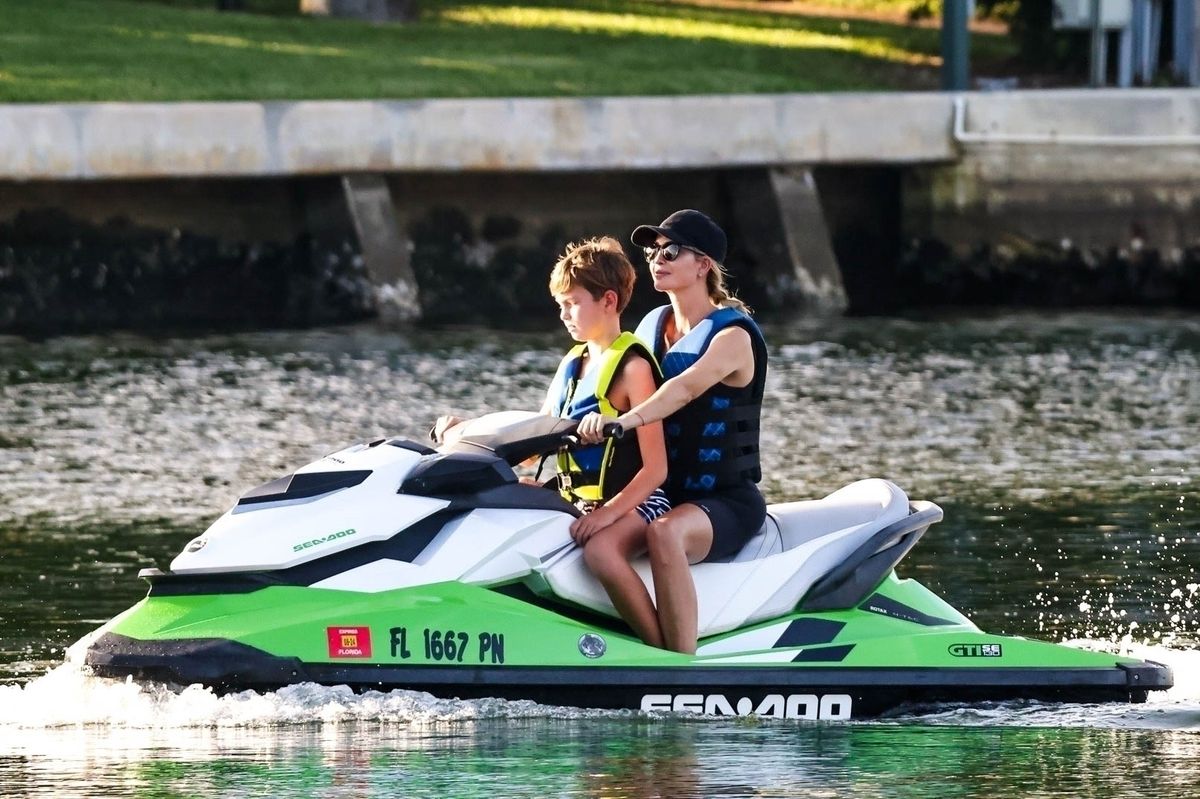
left=705, top=260, right=752, bottom=315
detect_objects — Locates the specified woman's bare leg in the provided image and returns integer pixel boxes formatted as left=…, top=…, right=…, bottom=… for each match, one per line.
left=645, top=505, right=713, bottom=654
left=584, top=513, right=664, bottom=648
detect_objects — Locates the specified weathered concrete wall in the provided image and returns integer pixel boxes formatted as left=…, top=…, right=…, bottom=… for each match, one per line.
left=0, top=170, right=763, bottom=333
left=5, top=90, right=1200, bottom=181
left=4, top=89, right=1200, bottom=328
left=906, top=90, right=1200, bottom=258
left=0, top=171, right=726, bottom=248
left=379, top=170, right=751, bottom=322
left=953, top=90, right=1200, bottom=153
left=0, top=94, right=955, bottom=180
left=0, top=178, right=306, bottom=242
left=886, top=91, right=1200, bottom=309
left=906, top=163, right=1200, bottom=254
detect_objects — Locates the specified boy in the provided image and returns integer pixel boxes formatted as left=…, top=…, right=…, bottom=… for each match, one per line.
left=434, top=237, right=670, bottom=647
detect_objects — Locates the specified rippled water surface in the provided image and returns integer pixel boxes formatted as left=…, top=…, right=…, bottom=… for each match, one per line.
left=1, top=311, right=1198, bottom=797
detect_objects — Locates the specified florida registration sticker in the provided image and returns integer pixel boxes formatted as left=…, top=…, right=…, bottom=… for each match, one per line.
left=327, top=626, right=372, bottom=658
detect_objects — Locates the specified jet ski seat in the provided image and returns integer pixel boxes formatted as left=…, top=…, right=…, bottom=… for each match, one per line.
left=718, top=511, right=784, bottom=563
left=538, top=478, right=911, bottom=639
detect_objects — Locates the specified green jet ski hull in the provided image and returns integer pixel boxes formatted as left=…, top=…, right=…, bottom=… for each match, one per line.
left=86, top=572, right=1171, bottom=720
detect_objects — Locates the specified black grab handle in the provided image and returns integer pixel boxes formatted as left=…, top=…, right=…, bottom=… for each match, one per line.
left=602, top=422, right=625, bottom=440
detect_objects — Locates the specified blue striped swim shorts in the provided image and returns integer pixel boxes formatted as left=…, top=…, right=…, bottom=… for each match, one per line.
left=635, top=488, right=673, bottom=524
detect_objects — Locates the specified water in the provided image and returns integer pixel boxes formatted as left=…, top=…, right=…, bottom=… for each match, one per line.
left=1, top=311, right=1198, bottom=797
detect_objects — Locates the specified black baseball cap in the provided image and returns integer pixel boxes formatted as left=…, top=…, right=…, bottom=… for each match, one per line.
left=631, top=209, right=727, bottom=264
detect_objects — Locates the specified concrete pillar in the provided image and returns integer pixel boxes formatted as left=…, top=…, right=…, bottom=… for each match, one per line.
left=341, top=174, right=421, bottom=324
left=769, top=168, right=848, bottom=314
left=300, top=0, right=417, bottom=23
left=726, top=167, right=847, bottom=315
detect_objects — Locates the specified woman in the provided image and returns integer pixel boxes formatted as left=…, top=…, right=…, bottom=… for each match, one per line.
left=577, top=209, right=768, bottom=654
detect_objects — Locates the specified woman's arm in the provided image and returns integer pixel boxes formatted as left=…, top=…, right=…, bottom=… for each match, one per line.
left=577, top=326, right=753, bottom=443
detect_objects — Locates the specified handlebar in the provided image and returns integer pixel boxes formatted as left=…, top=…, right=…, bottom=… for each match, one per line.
left=601, top=422, right=625, bottom=440
left=561, top=421, right=624, bottom=450
left=429, top=412, right=622, bottom=465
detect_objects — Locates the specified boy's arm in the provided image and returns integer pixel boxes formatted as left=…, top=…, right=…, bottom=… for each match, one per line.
left=431, top=414, right=467, bottom=445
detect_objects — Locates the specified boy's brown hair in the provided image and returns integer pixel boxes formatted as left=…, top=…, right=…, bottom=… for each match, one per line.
left=549, top=236, right=636, bottom=313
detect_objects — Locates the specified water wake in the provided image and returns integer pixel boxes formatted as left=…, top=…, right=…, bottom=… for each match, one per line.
left=888, top=640, right=1200, bottom=730
left=0, top=664, right=575, bottom=730
left=1, top=637, right=1195, bottom=731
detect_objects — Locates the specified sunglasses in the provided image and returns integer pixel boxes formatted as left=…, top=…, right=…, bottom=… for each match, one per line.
left=644, top=242, right=702, bottom=263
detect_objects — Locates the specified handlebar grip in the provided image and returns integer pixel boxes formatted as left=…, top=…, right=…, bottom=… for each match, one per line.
left=601, top=422, right=625, bottom=440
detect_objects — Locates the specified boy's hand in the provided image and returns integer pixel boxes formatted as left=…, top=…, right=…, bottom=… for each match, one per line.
left=576, top=412, right=617, bottom=445
left=430, top=415, right=463, bottom=444
left=570, top=504, right=621, bottom=544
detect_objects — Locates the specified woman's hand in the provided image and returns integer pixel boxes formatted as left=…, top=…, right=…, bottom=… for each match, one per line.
left=570, top=504, right=622, bottom=545
left=576, top=412, right=617, bottom=445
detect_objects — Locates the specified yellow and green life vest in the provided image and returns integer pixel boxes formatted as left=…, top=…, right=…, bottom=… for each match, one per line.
left=543, top=331, right=661, bottom=504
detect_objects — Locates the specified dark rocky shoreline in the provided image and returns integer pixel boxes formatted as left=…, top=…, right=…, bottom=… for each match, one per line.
left=0, top=209, right=374, bottom=336
left=894, top=238, right=1200, bottom=310
left=3, top=208, right=1199, bottom=337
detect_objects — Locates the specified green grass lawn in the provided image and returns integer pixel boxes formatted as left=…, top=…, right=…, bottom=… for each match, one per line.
left=0, top=0, right=1016, bottom=102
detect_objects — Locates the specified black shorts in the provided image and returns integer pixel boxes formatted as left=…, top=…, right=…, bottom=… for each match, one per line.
left=673, top=481, right=767, bottom=563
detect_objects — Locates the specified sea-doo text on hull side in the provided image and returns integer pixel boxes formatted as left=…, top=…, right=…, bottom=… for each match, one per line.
left=85, top=413, right=1172, bottom=719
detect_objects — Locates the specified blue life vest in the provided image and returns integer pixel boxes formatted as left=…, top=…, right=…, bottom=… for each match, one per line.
left=544, top=332, right=661, bottom=503
left=634, top=305, right=767, bottom=496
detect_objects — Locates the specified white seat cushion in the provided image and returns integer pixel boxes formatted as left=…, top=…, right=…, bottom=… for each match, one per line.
left=536, top=479, right=911, bottom=638
left=721, top=513, right=783, bottom=563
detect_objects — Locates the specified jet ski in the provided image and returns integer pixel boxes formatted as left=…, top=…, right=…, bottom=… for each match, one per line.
left=85, top=412, right=1172, bottom=719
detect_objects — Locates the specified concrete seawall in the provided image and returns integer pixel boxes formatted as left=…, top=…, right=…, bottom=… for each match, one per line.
left=4, top=89, right=1200, bottom=179
left=0, top=93, right=955, bottom=179
left=3, top=89, right=1200, bottom=331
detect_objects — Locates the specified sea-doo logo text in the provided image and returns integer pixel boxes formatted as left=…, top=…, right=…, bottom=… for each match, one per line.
left=640, top=693, right=853, bottom=720
left=948, top=643, right=1003, bottom=658
left=293, top=527, right=357, bottom=552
